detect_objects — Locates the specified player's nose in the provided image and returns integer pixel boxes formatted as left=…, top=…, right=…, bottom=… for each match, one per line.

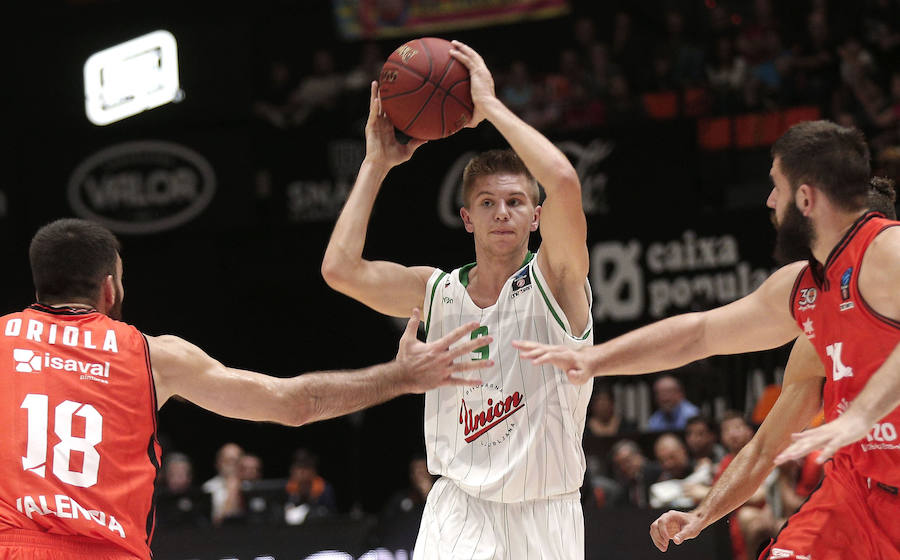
left=765, top=187, right=777, bottom=209
left=494, top=202, right=510, bottom=220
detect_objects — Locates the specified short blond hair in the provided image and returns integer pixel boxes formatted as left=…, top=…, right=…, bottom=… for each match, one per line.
left=461, top=149, right=540, bottom=207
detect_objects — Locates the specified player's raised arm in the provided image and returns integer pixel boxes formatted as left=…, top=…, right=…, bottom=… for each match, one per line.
left=149, top=309, right=492, bottom=425
left=321, top=82, right=434, bottom=317
left=515, top=261, right=805, bottom=383
left=650, top=335, right=825, bottom=552
left=449, top=40, right=589, bottom=332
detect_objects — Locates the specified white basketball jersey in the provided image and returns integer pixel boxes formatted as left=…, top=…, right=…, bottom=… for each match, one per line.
left=422, top=251, right=593, bottom=503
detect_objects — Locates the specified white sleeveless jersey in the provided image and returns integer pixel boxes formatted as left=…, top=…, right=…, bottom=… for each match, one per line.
left=422, top=251, right=593, bottom=503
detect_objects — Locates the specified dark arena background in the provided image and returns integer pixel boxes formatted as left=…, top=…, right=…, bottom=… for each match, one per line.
left=5, top=1, right=899, bottom=559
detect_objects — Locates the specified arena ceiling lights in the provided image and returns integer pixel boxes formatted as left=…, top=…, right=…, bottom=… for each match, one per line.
left=83, top=30, right=181, bottom=126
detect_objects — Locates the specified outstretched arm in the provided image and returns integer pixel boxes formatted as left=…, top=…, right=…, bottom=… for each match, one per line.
left=321, top=82, right=433, bottom=317
left=776, top=228, right=900, bottom=464
left=515, top=261, right=805, bottom=383
left=150, top=310, right=492, bottom=425
left=450, top=41, right=590, bottom=333
left=649, top=335, right=825, bottom=552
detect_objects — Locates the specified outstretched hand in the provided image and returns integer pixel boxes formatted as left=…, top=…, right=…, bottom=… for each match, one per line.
left=774, top=412, right=872, bottom=466
left=396, top=308, right=493, bottom=393
left=649, top=510, right=705, bottom=552
left=364, top=81, right=426, bottom=168
left=512, top=340, right=593, bottom=384
left=448, top=40, right=496, bottom=129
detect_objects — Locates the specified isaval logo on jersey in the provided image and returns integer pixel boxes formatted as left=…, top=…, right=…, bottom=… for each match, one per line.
left=509, top=267, right=532, bottom=299
left=13, top=348, right=110, bottom=384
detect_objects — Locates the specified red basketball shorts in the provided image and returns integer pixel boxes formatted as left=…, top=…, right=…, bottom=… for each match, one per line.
left=759, top=453, right=900, bottom=560
left=0, top=529, right=142, bottom=560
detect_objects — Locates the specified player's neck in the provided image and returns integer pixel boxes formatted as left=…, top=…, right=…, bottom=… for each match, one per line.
left=466, top=246, right=530, bottom=306
left=810, top=207, right=869, bottom=264
left=469, top=247, right=529, bottom=288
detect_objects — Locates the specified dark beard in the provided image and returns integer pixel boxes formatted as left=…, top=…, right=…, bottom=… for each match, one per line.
left=773, top=203, right=815, bottom=265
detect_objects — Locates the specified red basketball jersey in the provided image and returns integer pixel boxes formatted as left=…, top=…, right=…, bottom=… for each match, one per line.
left=791, top=212, right=900, bottom=486
left=0, top=304, right=161, bottom=559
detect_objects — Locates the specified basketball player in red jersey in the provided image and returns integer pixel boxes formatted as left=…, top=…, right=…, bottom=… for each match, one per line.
left=0, top=219, right=492, bottom=560
left=515, top=121, right=900, bottom=559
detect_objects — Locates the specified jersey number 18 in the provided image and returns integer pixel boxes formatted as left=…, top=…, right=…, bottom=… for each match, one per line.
left=21, top=393, right=103, bottom=488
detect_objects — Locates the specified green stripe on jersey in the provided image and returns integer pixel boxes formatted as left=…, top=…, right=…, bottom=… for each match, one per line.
left=425, top=272, right=448, bottom=338
left=532, top=269, right=591, bottom=340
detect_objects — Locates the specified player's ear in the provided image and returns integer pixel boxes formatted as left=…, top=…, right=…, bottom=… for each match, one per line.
left=100, top=275, right=116, bottom=312
left=460, top=207, right=474, bottom=233
left=530, top=205, right=541, bottom=232
left=796, top=184, right=814, bottom=216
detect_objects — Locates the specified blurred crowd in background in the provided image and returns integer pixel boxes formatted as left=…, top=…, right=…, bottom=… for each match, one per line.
left=251, top=0, right=900, bottom=183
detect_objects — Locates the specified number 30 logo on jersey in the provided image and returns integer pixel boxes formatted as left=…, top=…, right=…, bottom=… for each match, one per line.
left=797, top=288, right=817, bottom=311
left=825, top=342, right=854, bottom=381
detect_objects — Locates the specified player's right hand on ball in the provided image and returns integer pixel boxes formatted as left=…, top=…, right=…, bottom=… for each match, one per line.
left=396, top=308, right=493, bottom=393
left=448, top=40, right=495, bottom=129
left=649, top=510, right=704, bottom=552
left=364, top=81, right=426, bottom=168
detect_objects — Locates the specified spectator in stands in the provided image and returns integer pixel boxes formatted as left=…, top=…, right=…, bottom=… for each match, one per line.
left=663, top=9, right=705, bottom=87
left=239, top=453, right=263, bottom=483
left=611, top=11, right=646, bottom=91
left=789, top=10, right=838, bottom=107
left=156, top=452, right=209, bottom=529
left=706, top=36, right=748, bottom=113
left=716, top=411, right=776, bottom=560
left=648, top=48, right=678, bottom=93
left=572, top=16, right=597, bottom=54
left=500, top=60, right=537, bottom=118
left=649, top=433, right=715, bottom=509
left=646, top=375, right=699, bottom=431
left=202, top=442, right=246, bottom=525
left=653, top=434, right=693, bottom=481
left=605, top=73, right=645, bottom=126
left=284, top=449, right=337, bottom=525
left=287, top=49, right=344, bottom=126
left=381, top=455, right=434, bottom=524
left=861, top=0, right=900, bottom=70
left=586, top=42, right=617, bottom=99
left=684, top=415, right=727, bottom=465
left=252, top=59, right=298, bottom=129
left=344, top=42, right=383, bottom=92
left=610, top=439, right=662, bottom=508
left=587, top=384, right=637, bottom=437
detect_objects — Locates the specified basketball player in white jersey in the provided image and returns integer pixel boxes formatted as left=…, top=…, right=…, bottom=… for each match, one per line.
left=322, top=41, right=592, bottom=559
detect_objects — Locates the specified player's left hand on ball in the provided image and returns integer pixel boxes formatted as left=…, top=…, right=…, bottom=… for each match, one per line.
left=365, top=81, right=426, bottom=167
left=774, top=412, right=872, bottom=466
left=448, top=40, right=494, bottom=128
left=649, top=510, right=703, bottom=552
left=396, top=308, right=493, bottom=393
left=512, top=340, right=592, bottom=385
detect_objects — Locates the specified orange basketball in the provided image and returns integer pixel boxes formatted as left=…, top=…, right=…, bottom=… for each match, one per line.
left=379, top=37, right=474, bottom=141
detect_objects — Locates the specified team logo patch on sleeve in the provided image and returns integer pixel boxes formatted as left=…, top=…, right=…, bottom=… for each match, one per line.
left=840, top=267, right=852, bottom=300
left=839, top=267, right=855, bottom=310
left=509, top=267, right=532, bottom=298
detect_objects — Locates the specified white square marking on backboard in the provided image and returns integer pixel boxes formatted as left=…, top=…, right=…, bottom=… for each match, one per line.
left=84, top=30, right=180, bottom=126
